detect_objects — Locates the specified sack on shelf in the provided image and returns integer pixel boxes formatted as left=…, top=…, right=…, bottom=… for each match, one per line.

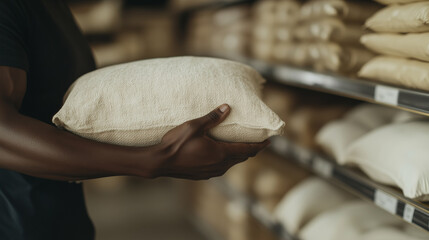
left=53, top=57, right=285, bottom=146
left=312, top=42, right=375, bottom=73
left=316, top=104, right=399, bottom=163
left=392, top=111, right=426, bottom=124
left=272, top=42, right=313, bottom=67
left=294, top=18, right=366, bottom=44
left=274, top=0, right=301, bottom=25
left=212, top=6, right=250, bottom=28
left=299, top=0, right=380, bottom=22
left=252, top=23, right=276, bottom=42
left=253, top=0, right=277, bottom=24
left=262, top=84, right=301, bottom=122
left=365, top=2, right=429, bottom=33
left=299, top=201, right=403, bottom=240
left=374, top=0, right=425, bottom=4
left=361, top=226, right=428, bottom=240
left=361, top=33, right=429, bottom=62
left=251, top=40, right=275, bottom=61
left=287, top=104, right=351, bottom=149
left=345, top=121, right=429, bottom=200
left=224, top=156, right=263, bottom=195
left=274, top=177, right=355, bottom=235
left=274, top=25, right=295, bottom=42
left=253, top=151, right=310, bottom=212
left=358, top=56, right=429, bottom=91
left=226, top=199, right=264, bottom=240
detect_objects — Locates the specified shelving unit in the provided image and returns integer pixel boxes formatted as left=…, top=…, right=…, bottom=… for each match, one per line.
left=210, top=178, right=299, bottom=240
left=270, top=136, right=429, bottom=233
left=223, top=56, right=429, bottom=117
left=185, top=0, right=429, bottom=237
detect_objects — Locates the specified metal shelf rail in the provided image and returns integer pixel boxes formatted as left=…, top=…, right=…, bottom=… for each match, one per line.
left=270, top=136, right=429, bottom=233
left=224, top=56, right=429, bottom=117
left=210, top=178, right=299, bottom=240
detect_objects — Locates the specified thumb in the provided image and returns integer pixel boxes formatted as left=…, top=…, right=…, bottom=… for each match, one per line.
left=196, top=104, right=230, bottom=131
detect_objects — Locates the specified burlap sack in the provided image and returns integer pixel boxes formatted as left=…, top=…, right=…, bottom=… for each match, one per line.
left=299, top=0, right=380, bottom=22
left=365, top=2, right=429, bottom=33
left=275, top=25, right=294, bottom=42
left=300, top=201, right=403, bottom=240
left=361, top=33, right=429, bottom=62
left=362, top=226, right=428, bottom=240
left=311, top=43, right=375, bottom=73
left=274, top=177, right=355, bottom=235
left=251, top=40, right=275, bottom=61
left=274, top=0, right=301, bottom=24
left=253, top=0, right=277, bottom=24
left=294, top=18, right=366, bottom=44
left=316, top=104, right=399, bottom=163
left=345, top=121, right=429, bottom=200
left=358, top=56, right=429, bottom=91
left=53, top=57, right=285, bottom=146
left=272, top=42, right=313, bottom=67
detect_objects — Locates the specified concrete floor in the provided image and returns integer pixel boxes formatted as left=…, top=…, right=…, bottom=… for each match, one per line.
left=83, top=177, right=206, bottom=240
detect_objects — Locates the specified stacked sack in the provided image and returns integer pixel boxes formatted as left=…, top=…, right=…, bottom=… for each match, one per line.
left=224, top=150, right=310, bottom=240
left=263, top=83, right=355, bottom=150
left=290, top=0, right=378, bottom=73
left=274, top=177, right=429, bottom=239
left=315, top=104, right=429, bottom=201
left=187, top=5, right=251, bottom=58
left=359, top=0, right=429, bottom=91
left=251, top=0, right=301, bottom=62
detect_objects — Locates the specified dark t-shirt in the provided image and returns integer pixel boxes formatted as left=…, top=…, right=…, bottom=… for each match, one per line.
left=0, top=0, right=96, bottom=239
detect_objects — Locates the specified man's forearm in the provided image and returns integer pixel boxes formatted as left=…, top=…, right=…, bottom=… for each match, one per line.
left=0, top=102, right=162, bottom=181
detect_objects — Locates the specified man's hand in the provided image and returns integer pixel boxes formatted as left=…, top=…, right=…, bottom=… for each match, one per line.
left=154, top=104, right=270, bottom=180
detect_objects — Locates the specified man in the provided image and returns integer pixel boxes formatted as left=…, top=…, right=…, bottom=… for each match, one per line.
left=0, top=1, right=268, bottom=239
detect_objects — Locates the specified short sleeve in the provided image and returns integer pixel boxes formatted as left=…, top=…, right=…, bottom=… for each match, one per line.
left=0, top=0, right=29, bottom=71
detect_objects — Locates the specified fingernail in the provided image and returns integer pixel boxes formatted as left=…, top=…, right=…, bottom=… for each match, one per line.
left=219, top=104, right=229, bottom=113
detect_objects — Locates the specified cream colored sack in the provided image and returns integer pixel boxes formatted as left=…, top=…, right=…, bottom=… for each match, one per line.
left=361, top=226, right=428, bottom=240
left=294, top=18, right=366, bottom=44
left=300, top=0, right=380, bottom=22
left=311, top=43, right=375, bottom=73
left=361, top=33, right=429, bottom=62
left=358, top=56, right=429, bottom=91
left=274, top=177, right=355, bottom=235
left=272, top=43, right=312, bottom=67
left=53, top=57, right=285, bottom=146
left=274, top=0, right=300, bottom=25
left=365, top=2, right=429, bottom=33
left=345, top=121, right=429, bottom=200
left=300, top=201, right=403, bottom=240
left=316, top=104, right=398, bottom=163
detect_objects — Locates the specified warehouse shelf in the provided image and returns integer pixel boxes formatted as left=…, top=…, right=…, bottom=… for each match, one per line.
left=211, top=178, right=299, bottom=240
left=221, top=55, right=429, bottom=117
left=270, top=136, right=429, bottom=234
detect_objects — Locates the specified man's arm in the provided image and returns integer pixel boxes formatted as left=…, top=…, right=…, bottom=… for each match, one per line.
left=0, top=66, right=269, bottom=181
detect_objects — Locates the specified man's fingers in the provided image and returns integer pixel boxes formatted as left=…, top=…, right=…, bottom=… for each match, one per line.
left=223, top=139, right=271, bottom=160
left=191, top=104, right=230, bottom=131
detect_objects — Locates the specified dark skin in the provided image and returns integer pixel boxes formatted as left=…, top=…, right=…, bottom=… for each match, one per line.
left=0, top=66, right=269, bottom=181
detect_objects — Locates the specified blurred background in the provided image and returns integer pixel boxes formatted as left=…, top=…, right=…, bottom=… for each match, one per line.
left=68, top=0, right=429, bottom=240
